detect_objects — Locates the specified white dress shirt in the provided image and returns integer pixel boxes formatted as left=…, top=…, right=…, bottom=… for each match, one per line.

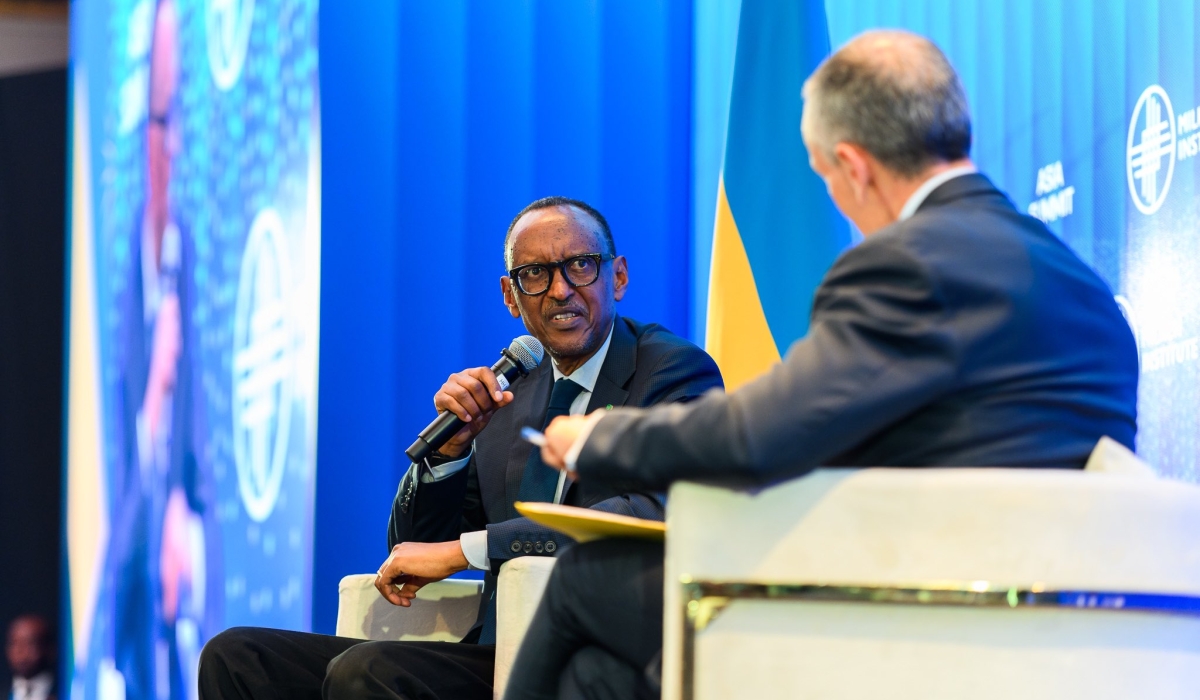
left=10, top=671, right=53, bottom=700
left=896, top=164, right=977, bottom=221
left=419, top=324, right=615, bottom=570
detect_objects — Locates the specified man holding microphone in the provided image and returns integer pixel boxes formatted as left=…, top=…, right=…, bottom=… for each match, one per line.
left=199, top=196, right=722, bottom=700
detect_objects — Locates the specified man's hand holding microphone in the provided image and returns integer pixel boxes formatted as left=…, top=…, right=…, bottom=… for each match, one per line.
left=373, top=366, right=510, bottom=605
left=375, top=336, right=544, bottom=607
left=430, top=367, right=515, bottom=458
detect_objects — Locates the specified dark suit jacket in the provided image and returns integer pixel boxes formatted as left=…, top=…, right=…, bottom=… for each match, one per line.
left=386, top=316, right=723, bottom=639
left=577, top=174, right=1139, bottom=489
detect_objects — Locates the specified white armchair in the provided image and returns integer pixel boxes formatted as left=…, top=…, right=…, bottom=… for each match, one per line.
left=336, top=555, right=557, bottom=699
left=662, top=441, right=1200, bottom=700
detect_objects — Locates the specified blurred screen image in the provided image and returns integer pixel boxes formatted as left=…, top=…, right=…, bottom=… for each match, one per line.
left=64, top=1, right=320, bottom=698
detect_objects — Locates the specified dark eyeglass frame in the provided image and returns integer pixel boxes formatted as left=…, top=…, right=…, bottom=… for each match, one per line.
left=507, top=253, right=616, bottom=296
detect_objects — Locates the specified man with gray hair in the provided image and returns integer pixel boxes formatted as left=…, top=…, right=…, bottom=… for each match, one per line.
left=502, top=30, right=1138, bottom=699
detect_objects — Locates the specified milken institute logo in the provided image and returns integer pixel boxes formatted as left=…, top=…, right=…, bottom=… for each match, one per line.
left=1127, top=84, right=1176, bottom=215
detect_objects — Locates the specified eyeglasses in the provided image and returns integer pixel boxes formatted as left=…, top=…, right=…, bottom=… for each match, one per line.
left=508, top=253, right=615, bottom=296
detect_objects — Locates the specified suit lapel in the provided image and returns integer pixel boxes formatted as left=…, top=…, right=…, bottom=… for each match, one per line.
left=587, top=317, right=636, bottom=413
left=504, top=360, right=553, bottom=519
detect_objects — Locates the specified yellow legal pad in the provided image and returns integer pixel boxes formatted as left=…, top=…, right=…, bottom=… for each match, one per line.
left=514, top=501, right=666, bottom=543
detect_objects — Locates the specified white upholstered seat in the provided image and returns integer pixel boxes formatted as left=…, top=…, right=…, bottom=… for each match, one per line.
left=336, top=555, right=556, bottom=699
left=662, top=439, right=1200, bottom=699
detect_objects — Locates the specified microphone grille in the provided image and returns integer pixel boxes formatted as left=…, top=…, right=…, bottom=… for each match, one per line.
left=508, top=335, right=544, bottom=372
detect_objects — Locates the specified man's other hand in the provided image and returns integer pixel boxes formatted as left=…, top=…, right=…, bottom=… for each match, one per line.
left=374, top=541, right=470, bottom=607
left=540, top=413, right=592, bottom=470
left=434, top=367, right=516, bottom=458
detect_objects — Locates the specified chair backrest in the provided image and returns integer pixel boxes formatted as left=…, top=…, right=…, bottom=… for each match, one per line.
left=663, top=460, right=1200, bottom=699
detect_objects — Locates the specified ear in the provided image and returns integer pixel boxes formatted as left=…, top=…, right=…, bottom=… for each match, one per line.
left=501, top=276, right=521, bottom=318
left=611, top=256, right=629, bottom=302
left=833, top=142, right=872, bottom=203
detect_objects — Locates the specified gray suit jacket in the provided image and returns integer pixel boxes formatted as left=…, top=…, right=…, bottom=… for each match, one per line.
left=577, top=174, right=1139, bottom=490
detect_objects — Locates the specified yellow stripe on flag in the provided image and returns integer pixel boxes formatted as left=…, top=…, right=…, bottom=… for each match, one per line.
left=704, top=176, right=781, bottom=390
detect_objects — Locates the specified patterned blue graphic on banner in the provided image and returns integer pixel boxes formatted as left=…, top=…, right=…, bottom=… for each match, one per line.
left=827, top=0, right=1200, bottom=482
left=67, top=0, right=320, bottom=697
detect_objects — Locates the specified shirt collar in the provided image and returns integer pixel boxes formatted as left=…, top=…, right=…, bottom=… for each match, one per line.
left=13, top=671, right=52, bottom=693
left=551, top=321, right=614, bottom=392
left=897, top=164, right=978, bottom=221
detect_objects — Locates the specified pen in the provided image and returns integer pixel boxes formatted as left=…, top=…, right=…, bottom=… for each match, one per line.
left=520, top=426, right=547, bottom=447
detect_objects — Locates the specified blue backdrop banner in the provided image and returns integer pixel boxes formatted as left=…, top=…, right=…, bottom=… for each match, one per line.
left=312, top=1, right=694, bottom=633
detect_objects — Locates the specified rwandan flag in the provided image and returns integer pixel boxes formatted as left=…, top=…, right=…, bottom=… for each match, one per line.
left=705, top=0, right=851, bottom=390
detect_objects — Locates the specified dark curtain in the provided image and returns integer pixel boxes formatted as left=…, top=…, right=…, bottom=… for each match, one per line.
left=0, top=66, right=67, bottom=688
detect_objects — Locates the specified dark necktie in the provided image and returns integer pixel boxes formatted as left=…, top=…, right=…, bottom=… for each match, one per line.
left=517, top=378, right=585, bottom=504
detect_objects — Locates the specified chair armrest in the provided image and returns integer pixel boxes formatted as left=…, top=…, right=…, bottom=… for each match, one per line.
left=494, top=556, right=557, bottom=699
left=336, top=574, right=483, bottom=642
left=661, top=467, right=1200, bottom=700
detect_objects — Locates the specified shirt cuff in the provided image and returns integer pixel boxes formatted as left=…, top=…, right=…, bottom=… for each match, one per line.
left=420, top=451, right=472, bottom=483
left=564, top=412, right=607, bottom=475
left=459, top=529, right=490, bottom=571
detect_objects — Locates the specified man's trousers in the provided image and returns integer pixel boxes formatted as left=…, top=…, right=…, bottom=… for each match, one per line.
left=198, top=627, right=495, bottom=700
left=502, top=539, right=665, bottom=700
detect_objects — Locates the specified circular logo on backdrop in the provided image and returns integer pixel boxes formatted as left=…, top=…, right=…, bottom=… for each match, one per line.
left=205, top=0, right=255, bottom=91
left=232, top=208, right=294, bottom=522
left=1126, top=85, right=1176, bottom=215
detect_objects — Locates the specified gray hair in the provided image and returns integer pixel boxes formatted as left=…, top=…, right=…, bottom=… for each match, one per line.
left=802, top=30, right=971, bottom=177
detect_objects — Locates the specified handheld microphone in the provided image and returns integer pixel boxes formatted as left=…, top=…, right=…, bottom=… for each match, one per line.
left=405, top=335, right=545, bottom=463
